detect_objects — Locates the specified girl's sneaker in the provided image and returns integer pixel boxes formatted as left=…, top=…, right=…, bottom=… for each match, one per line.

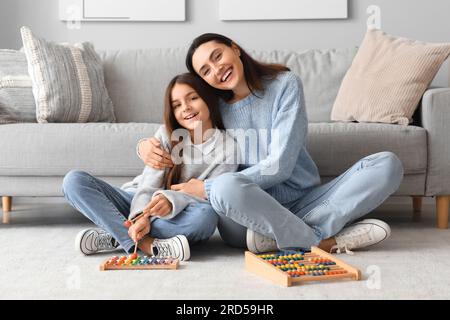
left=331, top=219, right=391, bottom=255
left=75, top=228, right=119, bottom=255
left=151, top=235, right=190, bottom=261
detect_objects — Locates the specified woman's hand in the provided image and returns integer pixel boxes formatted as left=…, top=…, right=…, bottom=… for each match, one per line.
left=127, top=216, right=151, bottom=243
left=138, top=137, right=174, bottom=170
left=143, top=194, right=173, bottom=217
left=171, top=179, right=206, bottom=200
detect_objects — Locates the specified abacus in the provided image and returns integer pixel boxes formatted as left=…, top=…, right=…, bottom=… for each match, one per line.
left=99, top=253, right=179, bottom=271
left=245, top=246, right=361, bottom=286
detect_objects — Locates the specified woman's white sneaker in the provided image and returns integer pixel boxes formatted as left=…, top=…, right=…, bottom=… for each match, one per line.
left=331, top=219, right=391, bottom=255
left=151, top=235, right=191, bottom=261
left=75, top=228, right=119, bottom=255
left=246, top=229, right=278, bottom=253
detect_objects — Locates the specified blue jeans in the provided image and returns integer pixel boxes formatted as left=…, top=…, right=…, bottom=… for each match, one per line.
left=62, top=170, right=219, bottom=253
left=208, top=152, right=404, bottom=250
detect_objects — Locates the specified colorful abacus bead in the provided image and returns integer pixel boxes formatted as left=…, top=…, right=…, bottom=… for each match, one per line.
left=117, top=256, right=126, bottom=265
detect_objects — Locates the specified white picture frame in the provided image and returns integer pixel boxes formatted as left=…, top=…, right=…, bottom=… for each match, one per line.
left=219, top=0, right=348, bottom=21
left=59, top=0, right=186, bottom=21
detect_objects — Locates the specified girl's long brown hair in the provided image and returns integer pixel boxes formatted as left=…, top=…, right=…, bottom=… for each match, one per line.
left=163, top=73, right=225, bottom=189
left=186, top=33, right=290, bottom=102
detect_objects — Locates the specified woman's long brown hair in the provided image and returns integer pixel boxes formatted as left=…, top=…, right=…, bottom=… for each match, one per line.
left=186, top=33, right=290, bottom=102
left=163, top=73, right=225, bottom=189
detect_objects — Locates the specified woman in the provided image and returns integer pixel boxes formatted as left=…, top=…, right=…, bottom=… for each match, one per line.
left=137, top=33, right=404, bottom=254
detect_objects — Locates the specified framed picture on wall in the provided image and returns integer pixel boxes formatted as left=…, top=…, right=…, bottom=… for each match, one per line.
left=59, top=0, right=186, bottom=21
left=220, top=0, right=348, bottom=21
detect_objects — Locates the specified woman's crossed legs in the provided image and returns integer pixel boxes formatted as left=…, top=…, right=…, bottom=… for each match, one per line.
left=209, top=151, right=404, bottom=252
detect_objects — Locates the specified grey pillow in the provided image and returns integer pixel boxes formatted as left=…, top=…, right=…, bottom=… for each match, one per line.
left=0, top=49, right=37, bottom=124
left=20, top=26, right=116, bottom=123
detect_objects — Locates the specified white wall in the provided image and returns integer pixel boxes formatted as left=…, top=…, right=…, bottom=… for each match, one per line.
left=1, top=0, right=449, bottom=85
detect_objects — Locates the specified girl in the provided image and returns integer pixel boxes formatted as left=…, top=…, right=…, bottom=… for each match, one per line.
left=63, top=73, right=239, bottom=261
left=137, top=33, right=404, bottom=255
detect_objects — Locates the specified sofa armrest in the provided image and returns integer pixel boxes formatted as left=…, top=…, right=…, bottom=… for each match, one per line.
left=421, top=88, right=450, bottom=196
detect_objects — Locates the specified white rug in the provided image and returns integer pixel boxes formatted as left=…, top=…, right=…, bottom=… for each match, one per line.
left=1, top=197, right=449, bottom=300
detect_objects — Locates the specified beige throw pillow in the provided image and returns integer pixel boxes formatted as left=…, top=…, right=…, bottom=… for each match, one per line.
left=20, top=26, right=116, bottom=123
left=331, top=29, right=450, bottom=125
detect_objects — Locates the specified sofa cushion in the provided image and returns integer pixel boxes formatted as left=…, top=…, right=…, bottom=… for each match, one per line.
left=331, top=29, right=450, bottom=125
left=99, top=48, right=187, bottom=124
left=99, top=48, right=357, bottom=124
left=251, top=48, right=357, bottom=122
left=0, top=122, right=426, bottom=178
left=0, top=123, right=160, bottom=176
left=307, top=122, right=427, bottom=176
left=20, top=27, right=116, bottom=123
left=0, top=50, right=36, bottom=124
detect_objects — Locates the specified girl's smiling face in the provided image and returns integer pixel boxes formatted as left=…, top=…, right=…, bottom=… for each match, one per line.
left=191, top=41, right=245, bottom=92
left=171, top=83, right=213, bottom=133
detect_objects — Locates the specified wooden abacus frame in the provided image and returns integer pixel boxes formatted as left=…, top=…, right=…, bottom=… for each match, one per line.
left=100, top=258, right=179, bottom=271
left=245, top=246, right=361, bottom=287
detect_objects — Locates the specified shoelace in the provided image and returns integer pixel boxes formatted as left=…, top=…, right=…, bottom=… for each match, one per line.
left=154, top=242, right=174, bottom=258
left=331, top=227, right=372, bottom=255
left=96, top=232, right=114, bottom=250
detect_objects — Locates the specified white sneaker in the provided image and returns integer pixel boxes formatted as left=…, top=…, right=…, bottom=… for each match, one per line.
left=151, top=235, right=190, bottom=261
left=331, top=219, right=391, bottom=255
left=246, top=229, right=278, bottom=253
left=75, top=228, right=119, bottom=255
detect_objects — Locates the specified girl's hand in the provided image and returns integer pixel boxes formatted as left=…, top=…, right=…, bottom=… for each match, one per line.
left=127, top=217, right=151, bottom=243
left=138, top=137, right=174, bottom=170
left=143, top=194, right=173, bottom=217
left=171, top=179, right=206, bottom=200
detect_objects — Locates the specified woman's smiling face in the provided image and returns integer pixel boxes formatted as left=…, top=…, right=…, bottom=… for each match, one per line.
left=191, top=41, right=245, bottom=92
left=171, top=83, right=212, bottom=132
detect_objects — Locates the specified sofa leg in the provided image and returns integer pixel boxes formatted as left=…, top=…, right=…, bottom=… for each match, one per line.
left=2, top=196, right=12, bottom=224
left=412, top=196, right=422, bottom=221
left=436, top=196, right=449, bottom=229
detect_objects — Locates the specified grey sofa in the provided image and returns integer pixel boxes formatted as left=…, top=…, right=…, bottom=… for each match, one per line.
left=1, top=48, right=449, bottom=228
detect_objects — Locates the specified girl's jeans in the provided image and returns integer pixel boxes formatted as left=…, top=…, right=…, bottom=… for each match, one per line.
left=62, top=170, right=219, bottom=253
left=209, top=151, right=404, bottom=250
